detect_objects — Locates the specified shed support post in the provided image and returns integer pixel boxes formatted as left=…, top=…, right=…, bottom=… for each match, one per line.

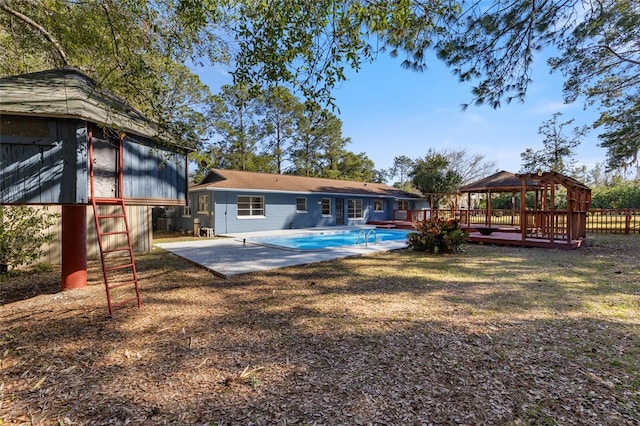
left=61, top=205, right=87, bottom=290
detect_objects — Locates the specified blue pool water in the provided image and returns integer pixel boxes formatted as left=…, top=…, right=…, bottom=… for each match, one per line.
left=252, top=228, right=412, bottom=250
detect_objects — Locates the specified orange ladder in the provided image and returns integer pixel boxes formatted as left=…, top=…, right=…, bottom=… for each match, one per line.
left=88, top=129, right=141, bottom=316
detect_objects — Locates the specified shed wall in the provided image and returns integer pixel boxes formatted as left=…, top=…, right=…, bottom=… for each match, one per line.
left=1, top=115, right=188, bottom=205
left=33, top=205, right=152, bottom=265
left=123, top=138, right=188, bottom=205
left=0, top=116, right=88, bottom=204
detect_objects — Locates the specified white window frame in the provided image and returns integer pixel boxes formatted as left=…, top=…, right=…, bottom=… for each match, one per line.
left=237, top=195, right=265, bottom=218
left=296, top=197, right=308, bottom=213
left=347, top=199, right=363, bottom=219
left=183, top=200, right=191, bottom=217
left=398, top=200, right=409, bottom=210
left=197, top=194, right=209, bottom=213
left=321, top=198, right=331, bottom=216
left=374, top=199, right=384, bottom=212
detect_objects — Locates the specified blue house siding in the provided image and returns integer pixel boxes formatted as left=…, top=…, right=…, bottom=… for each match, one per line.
left=172, top=169, right=428, bottom=235
left=169, top=190, right=429, bottom=236
left=192, top=189, right=398, bottom=235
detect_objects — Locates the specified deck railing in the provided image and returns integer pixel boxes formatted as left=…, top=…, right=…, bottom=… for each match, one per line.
left=586, top=209, right=640, bottom=234
left=393, top=208, right=640, bottom=234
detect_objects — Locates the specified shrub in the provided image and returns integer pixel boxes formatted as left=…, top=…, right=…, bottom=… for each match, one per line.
left=0, top=206, right=59, bottom=273
left=407, top=218, right=467, bottom=254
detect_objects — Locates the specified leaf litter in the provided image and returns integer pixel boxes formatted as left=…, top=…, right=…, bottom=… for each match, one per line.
left=1, top=235, right=639, bottom=424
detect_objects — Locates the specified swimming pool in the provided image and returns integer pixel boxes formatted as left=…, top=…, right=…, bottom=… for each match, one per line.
left=251, top=228, right=412, bottom=250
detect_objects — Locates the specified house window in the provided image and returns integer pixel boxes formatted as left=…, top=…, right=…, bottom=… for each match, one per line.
left=183, top=200, right=191, bottom=216
left=321, top=198, right=331, bottom=216
left=197, top=195, right=209, bottom=213
left=347, top=199, right=363, bottom=219
left=374, top=199, right=384, bottom=212
left=398, top=200, right=409, bottom=210
left=296, top=197, right=307, bottom=212
left=237, top=196, right=265, bottom=217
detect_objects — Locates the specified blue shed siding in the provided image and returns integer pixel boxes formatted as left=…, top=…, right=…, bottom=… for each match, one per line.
left=1, top=114, right=187, bottom=205
left=0, top=117, right=88, bottom=204
left=123, top=139, right=187, bottom=202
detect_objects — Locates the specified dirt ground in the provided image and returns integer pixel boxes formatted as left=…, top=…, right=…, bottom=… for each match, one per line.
left=1, top=235, right=639, bottom=425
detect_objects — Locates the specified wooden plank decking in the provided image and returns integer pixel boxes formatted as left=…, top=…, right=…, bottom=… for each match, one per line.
left=368, top=220, right=416, bottom=230
left=466, top=231, right=584, bottom=249
left=369, top=221, right=584, bottom=249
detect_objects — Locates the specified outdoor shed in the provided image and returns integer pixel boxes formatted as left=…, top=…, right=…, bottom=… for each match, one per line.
left=0, top=68, right=188, bottom=205
left=0, top=67, right=190, bottom=313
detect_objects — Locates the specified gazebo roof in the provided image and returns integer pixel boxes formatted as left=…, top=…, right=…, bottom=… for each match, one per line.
left=516, top=171, right=591, bottom=192
left=458, top=170, right=543, bottom=193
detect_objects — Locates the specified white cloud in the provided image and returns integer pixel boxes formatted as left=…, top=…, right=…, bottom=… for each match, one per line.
left=463, top=113, right=486, bottom=124
left=528, top=100, right=570, bottom=115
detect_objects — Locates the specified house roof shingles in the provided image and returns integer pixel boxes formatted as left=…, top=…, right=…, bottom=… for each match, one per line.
left=458, top=170, right=543, bottom=192
left=192, top=169, right=422, bottom=199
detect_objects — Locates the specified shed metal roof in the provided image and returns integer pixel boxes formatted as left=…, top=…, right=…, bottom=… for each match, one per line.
left=192, top=169, right=423, bottom=199
left=0, top=67, right=174, bottom=143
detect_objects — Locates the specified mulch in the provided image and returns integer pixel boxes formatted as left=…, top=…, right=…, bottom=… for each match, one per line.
left=1, top=241, right=639, bottom=425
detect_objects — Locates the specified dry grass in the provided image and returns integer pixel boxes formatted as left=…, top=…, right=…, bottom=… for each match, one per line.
left=1, top=234, right=640, bottom=425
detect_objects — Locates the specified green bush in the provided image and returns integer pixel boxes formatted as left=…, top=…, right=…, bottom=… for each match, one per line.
left=0, top=206, right=59, bottom=272
left=591, top=184, right=640, bottom=209
left=407, top=218, right=467, bottom=254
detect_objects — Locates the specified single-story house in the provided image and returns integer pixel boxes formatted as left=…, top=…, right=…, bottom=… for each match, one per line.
left=160, top=169, right=427, bottom=235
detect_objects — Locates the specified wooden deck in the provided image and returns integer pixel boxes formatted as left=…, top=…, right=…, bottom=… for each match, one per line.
left=466, top=231, right=584, bottom=249
left=368, top=220, right=416, bottom=230
left=370, top=220, right=585, bottom=249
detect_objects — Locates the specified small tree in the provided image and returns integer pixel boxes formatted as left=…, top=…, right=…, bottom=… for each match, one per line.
left=389, top=155, right=415, bottom=190
left=0, top=206, right=59, bottom=273
left=519, top=112, right=588, bottom=176
left=411, top=150, right=463, bottom=208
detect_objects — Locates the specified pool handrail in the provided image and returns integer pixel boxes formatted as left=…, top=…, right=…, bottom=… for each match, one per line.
left=366, top=229, right=377, bottom=246
left=356, top=229, right=378, bottom=247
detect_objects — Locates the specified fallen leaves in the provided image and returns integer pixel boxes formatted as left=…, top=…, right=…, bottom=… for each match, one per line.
left=1, top=234, right=640, bottom=424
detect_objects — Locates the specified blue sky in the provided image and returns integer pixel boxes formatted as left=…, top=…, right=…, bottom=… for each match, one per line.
left=196, top=50, right=605, bottom=180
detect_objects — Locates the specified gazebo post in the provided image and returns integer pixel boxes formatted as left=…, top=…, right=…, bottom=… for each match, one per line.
left=550, top=182, right=555, bottom=243
left=567, top=187, right=574, bottom=242
left=520, top=180, right=527, bottom=242
left=467, top=192, right=471, bottom=227
left=487, top=191, right=492, bottom=227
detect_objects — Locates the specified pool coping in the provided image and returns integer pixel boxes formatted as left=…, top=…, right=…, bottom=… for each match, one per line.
left=154, top=226, right=410, bottom=277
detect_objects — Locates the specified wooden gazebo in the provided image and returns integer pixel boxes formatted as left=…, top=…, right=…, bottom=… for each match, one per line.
left=517, top=171, right=591, bottom=245
left=458, top=170, right=591, bottom=249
